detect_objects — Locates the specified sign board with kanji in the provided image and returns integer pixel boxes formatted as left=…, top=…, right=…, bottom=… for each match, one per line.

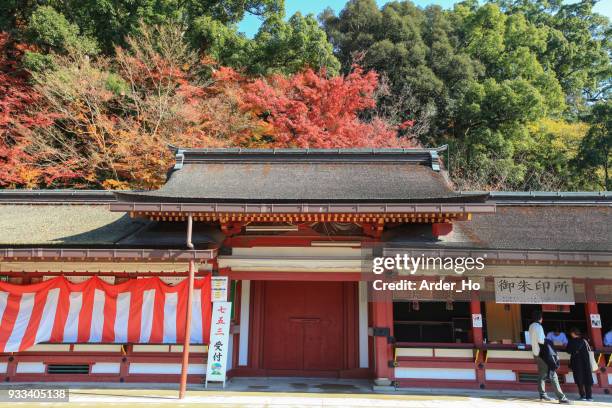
left=494, top=278, right=575, bottom=305
left=205, top=301, right=231, bottom=387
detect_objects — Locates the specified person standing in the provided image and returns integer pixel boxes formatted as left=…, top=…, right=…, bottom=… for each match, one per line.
left=566, top=328, right=595, bottom=401
left=529, top=310, right=570, bottom=403
left=604, top=326, right=612, bottom=347
left=547, top=327, right=569, bottom=346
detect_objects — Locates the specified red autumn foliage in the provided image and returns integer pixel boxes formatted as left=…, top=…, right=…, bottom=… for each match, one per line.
left=0, top=33, right=40, bottom=187
left=215, top=66, right=416, bottom=148
left=0, top=32, right=74, bottom=187
left=1, top=24, right=418, bottom=189
left=399, top=119, right=415, bottom=129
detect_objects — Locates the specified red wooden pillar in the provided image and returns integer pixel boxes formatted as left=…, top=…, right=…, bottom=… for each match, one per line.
left=470, top=298, right=485, bottom=388
left=6, top=354, right=17, bottom=382
left=585, top=280, right=603, bottom=349
left=120, top=344, right=130, bottom=381
left=584, top=279, right=608, bottom=390
left=372, top=300, right=394, bottom=385
left=249, top=281, right=264, bottom=371
left=179, top=259, right=195, bottom=399
left=470, top=299, right=484, bottom=346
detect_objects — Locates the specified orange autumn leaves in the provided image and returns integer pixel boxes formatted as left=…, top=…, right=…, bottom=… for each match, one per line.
left=1, top=30, right=417, bottom=189
left=222, top=66, right=411, bottom=149
left=0, top=33, right=74, bottom=187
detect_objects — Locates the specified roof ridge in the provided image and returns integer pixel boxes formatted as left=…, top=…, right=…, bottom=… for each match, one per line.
left=170, top=146, right=448, bottom=171
left=460, top=190, right=612, bottom=204
left=168, top=145, right=448, bottom=155
left=0, top=190, right=116, bottom=203
left=488, top=191, right=611, bottom=197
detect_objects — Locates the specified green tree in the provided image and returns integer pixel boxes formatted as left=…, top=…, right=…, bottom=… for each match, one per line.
left=190, top=12, right=340, bottom=75
left=323, top=0, right=571, bottom=189
left=1, top=0, right=285, bottom=54
left=576, top=101, right=612, bottom=190
left=3, top=0, right=338, bottom=76
left=493, top=0, right=612, bottom=109
left=322, top=0, right=480, bottom=142
left=248, top=12, right=340, bottom=75
left=25, top=6, right=98, bottom=55
left=189, top=16, right=252, bottom=68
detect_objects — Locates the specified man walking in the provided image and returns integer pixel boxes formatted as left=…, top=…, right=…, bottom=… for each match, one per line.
left=529, top=310, right=570, bottom=404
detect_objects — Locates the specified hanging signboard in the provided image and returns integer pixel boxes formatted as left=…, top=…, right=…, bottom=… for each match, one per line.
left=205, top=301, right=231, bottom=388
left=494, top=278, right=574, bottom=304
left=211, top=276, right=229, bottom=303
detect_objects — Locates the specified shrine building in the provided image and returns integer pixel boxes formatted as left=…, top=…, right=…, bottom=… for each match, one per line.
left=0, top=147, right=611, bottom=393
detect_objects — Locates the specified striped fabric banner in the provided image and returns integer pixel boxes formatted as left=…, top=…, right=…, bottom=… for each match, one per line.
left=0, top=276, right=212, bottom=352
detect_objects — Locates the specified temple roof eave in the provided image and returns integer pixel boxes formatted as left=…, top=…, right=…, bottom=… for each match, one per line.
left=109, top=197, right=494, bottom=215
left=0, top=247, right=216, bottom=262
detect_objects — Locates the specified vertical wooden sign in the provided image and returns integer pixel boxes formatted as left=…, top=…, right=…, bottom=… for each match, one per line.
left=205, top=301, right=231, bottom=388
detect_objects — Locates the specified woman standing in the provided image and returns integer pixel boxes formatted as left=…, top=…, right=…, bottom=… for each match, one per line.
left=566, top=328, right=594, bottom=401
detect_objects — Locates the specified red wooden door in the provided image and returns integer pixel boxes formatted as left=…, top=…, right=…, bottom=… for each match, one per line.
left=262, top=281, right=344, bottom=373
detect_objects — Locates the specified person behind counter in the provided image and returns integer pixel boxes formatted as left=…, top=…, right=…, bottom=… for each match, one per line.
left=529, top=310, right=570, bottom=404
left=566, top=328, right=594, bottom=401
left=546, top=327, right=569, bottom=346
left=604, top=326, right=612, bottom=347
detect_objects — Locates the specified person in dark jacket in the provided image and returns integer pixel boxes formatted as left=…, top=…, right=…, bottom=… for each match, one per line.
left=540, top=338, right=561, bottom=378
left=566, top=328, right=594, bottom=401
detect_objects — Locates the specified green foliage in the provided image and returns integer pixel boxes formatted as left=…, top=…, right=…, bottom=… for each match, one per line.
left=4, top=1, right=337, bottom=76
left=323, top=0, right=609, bottom=190
left=1, top=0, right=609, bottom=191
left=189, top=16, right=252, bottom=68
left=190, top=12, right=340, bottom=75
left=2, top=0, right=285, bottom=55
left=184, top=0, right=284, bottom=25
left=576, top=101, right=612, bottom=189
left=26, top=6, right=98, bottom=55
left=521, top=118, right=588, bottom=190
left=249, top=12, right=340, bottom=75
left=104, top=72, right=130, bottom=96
left=21, top=51, right=55, bottom=73
left=493, top=0, right=612, bottom=106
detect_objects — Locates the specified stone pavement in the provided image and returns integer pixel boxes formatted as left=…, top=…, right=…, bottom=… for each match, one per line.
left=1, top=379, right=612, bottom=407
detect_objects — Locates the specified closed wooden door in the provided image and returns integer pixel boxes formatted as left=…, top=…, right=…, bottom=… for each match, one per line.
left=262, top=281, right=344, bottom=373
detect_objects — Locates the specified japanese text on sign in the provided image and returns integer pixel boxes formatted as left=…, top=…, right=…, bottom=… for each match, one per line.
left=494, top=278, right=574, bottom=305
left=205, top=301, right=231, bottom=387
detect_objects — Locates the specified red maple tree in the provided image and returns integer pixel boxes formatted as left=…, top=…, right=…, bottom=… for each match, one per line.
left=216, top=66, right=416, bottom=148
left=0, top=33, right=73, bottom=187
left=1, top=26, right=418, bottom=189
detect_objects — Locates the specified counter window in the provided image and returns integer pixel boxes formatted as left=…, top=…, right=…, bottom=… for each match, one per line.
left=393, top=301, right=472, bottom=343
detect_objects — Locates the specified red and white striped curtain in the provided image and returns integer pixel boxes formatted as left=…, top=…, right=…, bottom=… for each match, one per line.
left=0, top=276, right=212, bottom=352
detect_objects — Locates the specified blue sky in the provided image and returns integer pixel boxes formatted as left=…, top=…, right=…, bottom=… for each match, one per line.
left=238, top=0, right=612, bottom=37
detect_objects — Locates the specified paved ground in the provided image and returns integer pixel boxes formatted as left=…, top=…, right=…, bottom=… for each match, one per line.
left=0, top=379, right=611, bottom=407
